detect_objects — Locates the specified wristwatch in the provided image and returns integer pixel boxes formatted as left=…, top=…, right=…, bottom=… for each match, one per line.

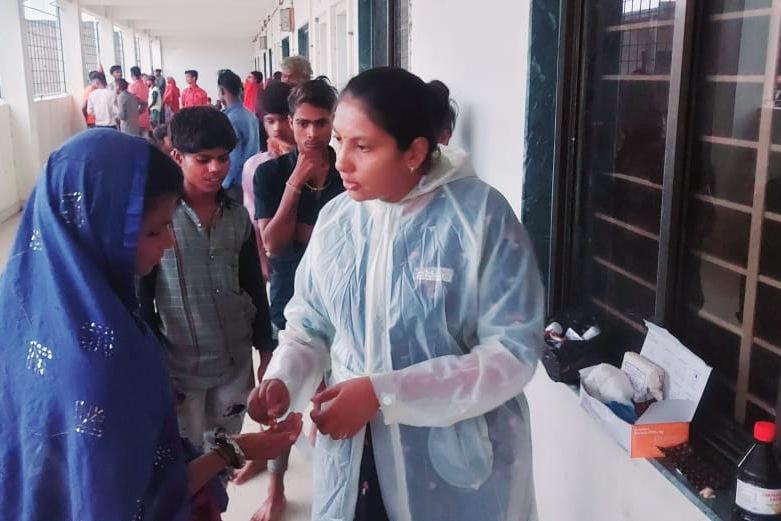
left=214, top=433, right=246, bottom=469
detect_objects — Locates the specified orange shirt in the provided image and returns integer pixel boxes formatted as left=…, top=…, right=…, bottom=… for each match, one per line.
left=181, top=85, right=209, bottom=108
left=83, top=84, right=97, bottom=126
left=128, top=79, right=151, bottom=129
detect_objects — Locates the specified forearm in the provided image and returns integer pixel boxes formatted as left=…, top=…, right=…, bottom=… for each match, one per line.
left=186, top=450, right=227, bottom=496
left=264, top=329, right=330, bottom=414
left=370, top=342, right=537, bottom=428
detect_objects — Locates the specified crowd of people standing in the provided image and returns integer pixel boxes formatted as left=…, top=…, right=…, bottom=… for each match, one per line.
left=3, top=54, right=542, bottom=521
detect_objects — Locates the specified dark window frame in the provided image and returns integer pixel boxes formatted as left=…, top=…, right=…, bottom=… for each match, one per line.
left=535, top=0, right=781, bottom=461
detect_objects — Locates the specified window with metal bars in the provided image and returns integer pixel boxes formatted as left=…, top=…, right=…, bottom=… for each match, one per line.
left=113, top=27, right=124, bottom=71
left=24, top=0, right=66, bottom=99
left=553, top=0, right=781, bottom=436
left=134, top=35, right=141, bottom=68
left=80, top=13, right=100, bottom=84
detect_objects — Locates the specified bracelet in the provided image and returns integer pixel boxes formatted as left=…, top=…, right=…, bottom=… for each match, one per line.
left=214, top=434, right=246, bottom=468
left=214, top=446, right=232, bottom=467
left=285, top=181, right=302, bottom=194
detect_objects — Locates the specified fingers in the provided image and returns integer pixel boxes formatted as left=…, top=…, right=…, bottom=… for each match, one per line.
left=266, top=380, right=290, bottom=418
left=311, top=385, right=340, bottom=406
left=275, top=412, right=303, bottom=439
left=246, top=386, right=269, bottom=424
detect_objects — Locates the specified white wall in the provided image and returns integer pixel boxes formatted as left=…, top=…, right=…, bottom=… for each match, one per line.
left=259, top=0, right=359, bottom=87
left=409, top=0, right=529, bottom=217
left=162, top=37, right=253, bottom=101
left=32, top=96, right=83, bottom=168
left=526, top=369, right=710, bottom=521
left=0, top=103, right=21, bottom=221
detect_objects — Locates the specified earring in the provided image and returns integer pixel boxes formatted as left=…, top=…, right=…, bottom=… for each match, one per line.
left=409, top=165, right=416, bottom=175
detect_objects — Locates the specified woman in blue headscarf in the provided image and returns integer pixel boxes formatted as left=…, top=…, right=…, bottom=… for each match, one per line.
left=0, top=130, right=300, bottom=521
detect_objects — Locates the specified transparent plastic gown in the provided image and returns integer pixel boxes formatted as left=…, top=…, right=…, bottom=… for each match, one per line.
left=264, top=146, right=544, bottom=521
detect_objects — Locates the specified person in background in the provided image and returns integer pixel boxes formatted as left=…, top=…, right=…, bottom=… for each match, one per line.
left=146, top=75, right=163, bottom=129
left=250, top=78, right=343, bottom=521
left=152, top=124, right=173, bottom=155
left=280, top=56, right=312, bottom=87
left=249, top=66, right=544, bottom=521
left=82, top=70, right=100, bottom=128
left=164, top=76, right=181, bottom=120
left=181, top=69, right=209, bottom=108
left=128, top=66, right=151, bottom=135
left=238, top=81, right=294, bottom=292
left=272, top=71, right=282, bottom=82
left=154, top=69, right=167, bottom=123
left=244, top=71, right=263, bottom=113
left=107, top=64, right=123, bottom=92
left=218, top=69, right=260, bottom=203
left=154, top=69, right=167, bottom=96
left=116, top=78, right=140, bottom=136
left=428, top=79, right=459, bottom=145
left=87, top=72, right=117, bottom=129
left=234, top=81, right=295, bottom=489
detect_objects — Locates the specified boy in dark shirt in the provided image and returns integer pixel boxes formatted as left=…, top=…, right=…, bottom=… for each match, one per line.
left=251, top=77, right=343, bottom=521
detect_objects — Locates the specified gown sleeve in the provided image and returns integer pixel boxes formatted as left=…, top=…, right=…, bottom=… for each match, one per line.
left=370, top=198, right=545, bottom=428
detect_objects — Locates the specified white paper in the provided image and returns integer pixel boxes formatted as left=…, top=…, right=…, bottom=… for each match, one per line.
left=640, top=321, right=712, bottom=404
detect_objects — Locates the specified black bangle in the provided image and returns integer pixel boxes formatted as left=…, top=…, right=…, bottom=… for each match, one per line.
left=214, top=446, right=232, bottom=467
left=214, top=437, right=239, bottom=468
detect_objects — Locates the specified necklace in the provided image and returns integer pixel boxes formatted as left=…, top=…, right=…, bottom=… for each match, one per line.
left=304, top=178, right=331, bottom=192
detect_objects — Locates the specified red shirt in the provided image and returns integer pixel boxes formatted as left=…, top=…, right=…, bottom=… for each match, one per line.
left=83, top=84, right=97, bottom=125
left=128, top=79, right=150, bottom=129
left=181, top=84, right=209, bottom=108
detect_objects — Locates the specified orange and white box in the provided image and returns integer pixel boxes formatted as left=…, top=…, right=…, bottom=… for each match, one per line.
left=579, top=322, right=712, bottom=459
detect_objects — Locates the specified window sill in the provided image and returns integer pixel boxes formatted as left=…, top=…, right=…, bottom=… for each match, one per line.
left=33, top=94, right=69, bottom=103
left=558, top=381, right=734, bottom=521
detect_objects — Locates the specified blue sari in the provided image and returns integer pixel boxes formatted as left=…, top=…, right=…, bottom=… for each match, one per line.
left=0, top=130, right=190, bottom=521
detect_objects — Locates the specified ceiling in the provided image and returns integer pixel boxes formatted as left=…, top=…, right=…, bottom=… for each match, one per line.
left=79, top=0, right=278, bottom=41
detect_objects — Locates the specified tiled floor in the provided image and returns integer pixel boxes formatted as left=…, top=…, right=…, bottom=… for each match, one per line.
left=0, top=215, right=313, bottom=521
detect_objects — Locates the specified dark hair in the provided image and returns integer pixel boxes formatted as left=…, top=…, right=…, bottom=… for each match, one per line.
left=342, top=67, right=439, bottom=155
left=130, top=66, right=141, bottom=79
left=217, top=69, right=243, bottom=97
left=152, top=124, right=168, bottom=143
left=155, top=69, right=162, bottom=74
left=288, top=77, right=337, bottom=114
left=144, top=143, right=183, bottom=211
left=116, top=78, right=129, bottom=90
left=169, top=106, right=237, bottom=153
left=109, top=65, right=122, bottom=75
left=273, top=71, right=282, bottom=80
left=428, top=80, right=458, bottom=136
left=251, top=71, right=263, bottom=83
left=261, top=81, right=293, bottom=116
left=185, top=69, right=199, bottom=80
left=92, top=72, right=107, bottom=86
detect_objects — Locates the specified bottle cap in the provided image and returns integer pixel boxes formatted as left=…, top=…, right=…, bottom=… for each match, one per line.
left=754, top=421, right=776, bottom=443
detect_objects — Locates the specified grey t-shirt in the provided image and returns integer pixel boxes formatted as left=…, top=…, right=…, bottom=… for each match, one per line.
left=117, top=90, right=140, bottom=136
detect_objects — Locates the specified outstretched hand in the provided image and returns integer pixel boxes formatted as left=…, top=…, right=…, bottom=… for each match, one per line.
left=310, top=377, right=380, bottom=440
left=235, top=412, right=302, bottom=461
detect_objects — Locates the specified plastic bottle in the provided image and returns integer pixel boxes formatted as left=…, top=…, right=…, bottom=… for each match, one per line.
left=735, top=421, right=781, bottom=520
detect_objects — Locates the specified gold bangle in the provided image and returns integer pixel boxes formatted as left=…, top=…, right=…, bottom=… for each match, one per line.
left=285, top=181, right=301, bottom=194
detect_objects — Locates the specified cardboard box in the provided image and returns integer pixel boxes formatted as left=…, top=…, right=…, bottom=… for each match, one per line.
left=579, top=322, right=712, bottom=458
